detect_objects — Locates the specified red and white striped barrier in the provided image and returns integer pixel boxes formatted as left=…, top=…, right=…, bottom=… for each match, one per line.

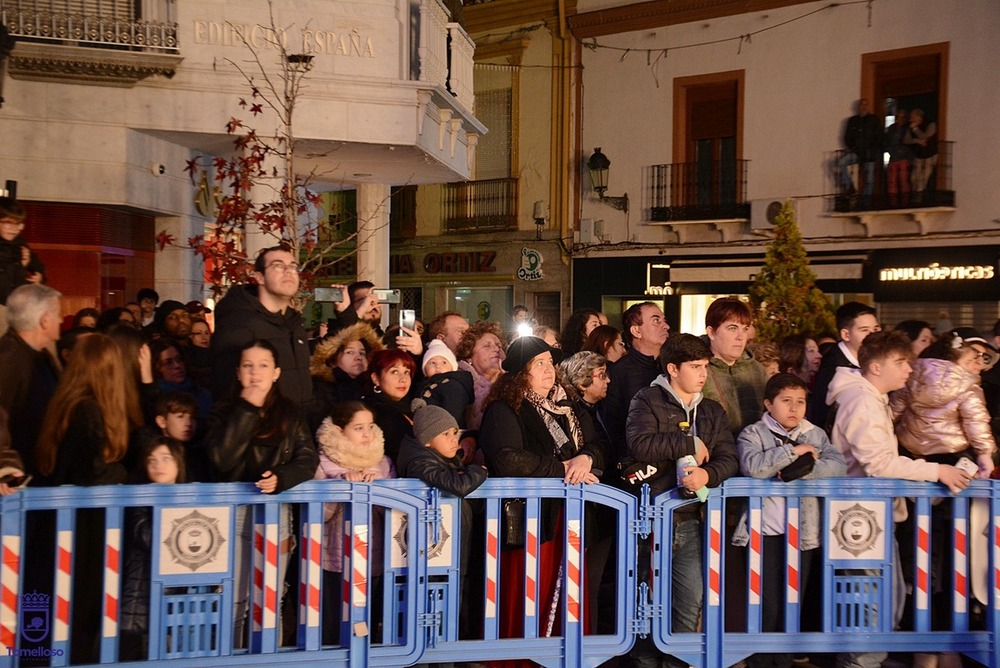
left=352, top=524, right=368, bottom=608
left=916, top=512, right=930, bottom=611
left=525, top=517, right=538, bottom=619
left=785, top=506, right=799, bottom=605
left=994, top=521, right=1000, bottom=612
left=748, top=507, right=761, bottom=607
left=102, top=528, right=120, bottom=639
left=253, top=523, right=264, bottom=632
left=342, top=521, right=351, bottom=621
left=301, top=522, right=321, bottom=629
left=54, top=530, right=72, bottom=644
left=953, top=516, right=967, bottom=614
left=485, top=518, right=498, bottom=620
left=0, top=535, right=20, bottom=652
left=708, top=509, right=722, bottom=607
left=566, top=519, right=582, bottom=625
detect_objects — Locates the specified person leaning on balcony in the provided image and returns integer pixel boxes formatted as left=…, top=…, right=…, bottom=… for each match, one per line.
left=836, top=98, right=882, bottom=199
left=885, top=109, right=913, bottom=207
left=905, top=108, right=938, bottom=200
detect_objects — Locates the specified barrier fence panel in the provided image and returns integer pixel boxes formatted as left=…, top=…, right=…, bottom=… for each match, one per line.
left=649, top=478, right=1000, bottom=668
left=0, top=478, right=998, bottom=667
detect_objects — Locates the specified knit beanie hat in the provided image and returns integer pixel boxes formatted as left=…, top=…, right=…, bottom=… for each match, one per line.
left=411, top=399, right=458, bottom=445
left=423, top=339, right=458, bottom=374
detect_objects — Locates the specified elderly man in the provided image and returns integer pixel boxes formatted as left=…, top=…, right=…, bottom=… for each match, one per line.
left=428, top=311, right=470, bottom=353
left=0, top=284, right=62, bottom=474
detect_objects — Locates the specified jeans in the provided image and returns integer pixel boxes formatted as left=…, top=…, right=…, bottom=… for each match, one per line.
left=662, top=518, right=704, bottom=668
left=837, top=152, right=875, bottom=197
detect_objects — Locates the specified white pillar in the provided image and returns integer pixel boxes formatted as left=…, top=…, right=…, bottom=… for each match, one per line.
left=355, top=183, right=391, bottom=329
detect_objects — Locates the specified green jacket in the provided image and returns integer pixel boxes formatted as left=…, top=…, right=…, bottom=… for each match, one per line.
left=702, top=350, right=767, bottom=436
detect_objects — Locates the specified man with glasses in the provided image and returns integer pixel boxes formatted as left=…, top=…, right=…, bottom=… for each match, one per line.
left=211, top=245, right=312, bottom=405
left=0, top=197, right=45, bottom=337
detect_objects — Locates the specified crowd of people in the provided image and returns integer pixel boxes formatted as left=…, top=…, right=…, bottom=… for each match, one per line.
left=1, top=199, right=997, bottom=665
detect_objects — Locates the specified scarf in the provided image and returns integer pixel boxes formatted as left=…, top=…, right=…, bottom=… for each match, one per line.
left=315, top=417, right=386, bottom=472
left=524, top=386, right=583, bottom=460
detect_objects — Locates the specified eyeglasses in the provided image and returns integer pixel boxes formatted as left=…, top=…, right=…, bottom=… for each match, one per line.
left=265, top=261, right=300, bottom=274
left=591, top=371, right=608, bottom=380
left=974, top=351, right=996, bottom=365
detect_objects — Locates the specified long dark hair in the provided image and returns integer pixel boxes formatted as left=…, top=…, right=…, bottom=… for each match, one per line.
left=237, top=339, right=290, bottom=440
left=559, top=308, right=599, bottom=356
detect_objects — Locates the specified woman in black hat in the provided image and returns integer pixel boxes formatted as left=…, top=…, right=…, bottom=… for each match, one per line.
left=478, top=335, right=605, bottom=647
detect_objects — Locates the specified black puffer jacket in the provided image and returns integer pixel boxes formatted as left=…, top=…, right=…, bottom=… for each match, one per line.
left=210, top=285, right=312, bottom=405
left=206, top=396, right=318, bottom=493
left=396, top=434, right=487, bottom=497
left=626, top=379, right=739, bottom=497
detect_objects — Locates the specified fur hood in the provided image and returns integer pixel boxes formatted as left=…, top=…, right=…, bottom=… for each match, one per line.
left=309, top=322, right=384, bottom=382
left=315, top=417, right=386, bottom=472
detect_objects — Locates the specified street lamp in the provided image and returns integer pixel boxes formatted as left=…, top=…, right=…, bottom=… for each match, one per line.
left=586, top=147, right=629, bottom=213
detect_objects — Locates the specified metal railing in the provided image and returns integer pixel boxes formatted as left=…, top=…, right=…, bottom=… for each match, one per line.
left=648, top=159, right=750, bottom=222
left=441, top=177, right=518, bottom=232
left=830, top=141, right=955, bottom=212
left=0, top=5, right=178, bottom=51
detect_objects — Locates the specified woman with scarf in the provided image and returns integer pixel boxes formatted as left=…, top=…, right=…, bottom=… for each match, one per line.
left=479, top=336, right=604, bottom=649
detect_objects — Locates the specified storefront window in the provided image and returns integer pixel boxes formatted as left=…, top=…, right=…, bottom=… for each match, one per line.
left=447, top=287, right=513, bottom=324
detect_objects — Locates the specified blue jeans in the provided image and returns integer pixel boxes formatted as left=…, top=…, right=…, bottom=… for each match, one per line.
left=837, top=152, right=876, bottom=196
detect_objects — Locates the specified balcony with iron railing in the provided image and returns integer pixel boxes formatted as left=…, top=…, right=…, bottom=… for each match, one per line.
left=829, top=141, right=955, bottom=213
left=441, top=177, right=518, bottom=232
left=648, top=159, right=750, bottom=223
left=0, top=0, right=181, bottom=83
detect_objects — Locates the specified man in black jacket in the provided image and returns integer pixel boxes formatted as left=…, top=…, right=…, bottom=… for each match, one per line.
left=602, top=301, right=670, bottom=468
left=836, top=98, right=882, bottom=201
left=808, top=301, right=879, bottom=431
left=211, top=245, right=312, bottom=405
left=626, top=333, right=739, bottom=668
left=0, top=284, right=61, bottom=474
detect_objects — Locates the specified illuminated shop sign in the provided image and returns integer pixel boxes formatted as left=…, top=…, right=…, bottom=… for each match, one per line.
left=879, top=263, right=995, bottom=282
left=645, top=263, right=674, bottom=295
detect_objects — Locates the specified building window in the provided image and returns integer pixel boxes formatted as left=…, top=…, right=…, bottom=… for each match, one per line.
left=657, top=70, right=747, bottom=221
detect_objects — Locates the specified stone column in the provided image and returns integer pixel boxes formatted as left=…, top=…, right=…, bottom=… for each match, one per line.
left=355, top=183, right=391, bottom=329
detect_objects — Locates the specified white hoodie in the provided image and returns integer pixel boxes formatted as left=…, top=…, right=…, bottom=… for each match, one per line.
left=827, top=366, right=938, bottom=521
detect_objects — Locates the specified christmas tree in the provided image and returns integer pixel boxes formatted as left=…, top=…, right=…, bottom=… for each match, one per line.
left=748, top=201, right=835, bottom=342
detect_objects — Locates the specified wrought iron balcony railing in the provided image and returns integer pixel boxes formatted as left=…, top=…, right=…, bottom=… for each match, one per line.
left=830, top=141, right=955, bottom=213
left=0, top=5, right=178, bottom=51
left=442, top=177, right=518, bottom=232
left=648, top=159, right=750, bottom=222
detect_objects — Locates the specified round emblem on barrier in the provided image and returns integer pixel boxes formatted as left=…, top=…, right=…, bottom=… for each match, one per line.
left=164, top=509, right=226, bottom=571
left=832, top=502, right=883, bottom=557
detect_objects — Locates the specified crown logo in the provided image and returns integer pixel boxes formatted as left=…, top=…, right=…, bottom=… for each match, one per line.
left=21, top=591, right=50, bottom=609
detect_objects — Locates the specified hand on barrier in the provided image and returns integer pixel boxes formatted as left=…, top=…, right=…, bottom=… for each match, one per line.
left=976, top=453, right=995, bottom=479
left=344, top=470, right=377, bottom=483
left=938, top=463, right=973, bottom=494
left=256, top=470, right=279, bottom=493
left=563, top=454, right=597, bottom=485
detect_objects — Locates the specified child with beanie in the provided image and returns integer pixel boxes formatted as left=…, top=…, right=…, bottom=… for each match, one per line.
left=412, top=339, right=476, bottom=430
left=397, top=399, right=488, bottom=617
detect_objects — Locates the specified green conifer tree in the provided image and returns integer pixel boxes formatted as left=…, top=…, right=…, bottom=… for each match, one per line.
left=748, top=201, right=835, bottom=342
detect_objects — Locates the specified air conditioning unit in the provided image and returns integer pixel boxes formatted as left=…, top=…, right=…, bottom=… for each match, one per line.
left=750, top=198, right=797, bottom=234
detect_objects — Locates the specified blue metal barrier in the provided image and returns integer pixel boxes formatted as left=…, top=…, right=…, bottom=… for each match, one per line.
left=649, top=478, right=1000, bottom=668
left=0, top=478, right=997, bottom=667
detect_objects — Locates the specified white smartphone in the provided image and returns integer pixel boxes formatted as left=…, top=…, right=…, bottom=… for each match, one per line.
left=399, top=309, right=416, bottom=334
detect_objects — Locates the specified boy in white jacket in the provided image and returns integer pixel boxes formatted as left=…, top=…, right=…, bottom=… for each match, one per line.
left=826, top=330, right=971, bottom=668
